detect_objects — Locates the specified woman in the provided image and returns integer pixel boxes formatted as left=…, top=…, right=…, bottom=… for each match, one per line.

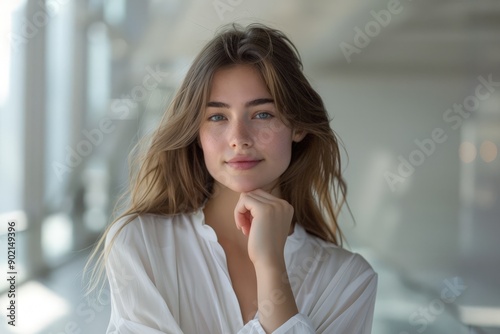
left=87, top=23, right=377, bottom=333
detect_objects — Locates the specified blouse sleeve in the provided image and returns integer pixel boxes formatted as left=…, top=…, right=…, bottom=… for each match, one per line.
left=105, top=219, right=183, bottom=334
left=311, top=253, right=378, bottom=333
left=238, top=313, right=315, bottom=334
left=236, top=257, right=377, bottom=334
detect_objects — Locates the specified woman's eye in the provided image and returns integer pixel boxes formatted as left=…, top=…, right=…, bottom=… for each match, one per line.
left=255, top=112, right=273, bottom=119
left=208, top=114, right=226, bottom=122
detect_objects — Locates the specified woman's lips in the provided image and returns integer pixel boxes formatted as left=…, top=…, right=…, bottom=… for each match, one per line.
left=226, top=160, right=262, bottom=170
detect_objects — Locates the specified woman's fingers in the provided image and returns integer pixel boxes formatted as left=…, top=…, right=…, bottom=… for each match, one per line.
left=235, top=209, right=252, bottom=235
left=234, top=192, right=264, bottom=235
left=234, top=189, right=294, bottom=265
left=234, top=190, right=275, bottom=231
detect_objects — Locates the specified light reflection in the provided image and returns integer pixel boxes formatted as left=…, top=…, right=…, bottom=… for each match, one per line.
left=479, top=140, right=497, bottom=163
left=459, top=305, right=500, bottom=327
left=459, top=141, right=476, bottom=163
left=0, top=281, right=70, bottom=333
left=42, top=213, right=73, bottom=261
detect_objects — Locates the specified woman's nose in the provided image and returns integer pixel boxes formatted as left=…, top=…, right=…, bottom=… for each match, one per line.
left=229, top=120, right=253, bottom=148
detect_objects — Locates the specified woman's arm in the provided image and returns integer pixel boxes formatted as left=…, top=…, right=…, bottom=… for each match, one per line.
left=234, top=189, right=315, bottom=333
left=254, top=259, right=299, bottom=333
left=234, top=189, right=377, bottom=334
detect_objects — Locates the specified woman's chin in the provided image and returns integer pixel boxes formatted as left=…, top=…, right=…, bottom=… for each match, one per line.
left=213, top=180, right=262, bottom=194
left=225, top=181, right=278, bottom=194
left=227, top=183, right=260, bottom=194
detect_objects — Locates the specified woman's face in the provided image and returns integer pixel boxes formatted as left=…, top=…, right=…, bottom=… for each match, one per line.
left=198, top=64, right=304, bottom=193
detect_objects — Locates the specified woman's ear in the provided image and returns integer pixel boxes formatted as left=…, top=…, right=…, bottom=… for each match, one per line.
left=292, top=129, right=307, bottom=143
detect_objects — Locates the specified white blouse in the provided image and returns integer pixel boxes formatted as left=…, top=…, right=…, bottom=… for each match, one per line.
left=105, top=207, right=377, bottom=334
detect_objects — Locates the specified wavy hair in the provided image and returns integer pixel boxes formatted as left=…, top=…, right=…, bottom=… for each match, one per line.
left=85, top=23, right=349, bottom=294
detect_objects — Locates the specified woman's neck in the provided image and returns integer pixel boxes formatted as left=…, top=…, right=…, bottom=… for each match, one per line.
left=202, top=183, right=281, bottom=243
left=203, top=184, right=245, bottom=246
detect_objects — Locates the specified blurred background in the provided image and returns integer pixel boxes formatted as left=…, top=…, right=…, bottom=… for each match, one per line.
left=0, top=0, right=499, bottom=333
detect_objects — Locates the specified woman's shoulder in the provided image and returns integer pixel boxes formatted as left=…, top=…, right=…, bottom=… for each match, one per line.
left=105, top=210, right=201, bottom=247
left=293, top=224, right=376, bottom=278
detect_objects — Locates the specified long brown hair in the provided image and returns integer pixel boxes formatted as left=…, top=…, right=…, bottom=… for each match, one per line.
left=85, top=23, right=349, bottom=294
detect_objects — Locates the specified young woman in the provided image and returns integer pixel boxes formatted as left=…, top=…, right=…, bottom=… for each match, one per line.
left=87, top=23, right=377, bottom=333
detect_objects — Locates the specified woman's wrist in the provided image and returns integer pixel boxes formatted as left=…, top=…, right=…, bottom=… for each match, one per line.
left=252, top=254, right=286, bottom=272
left=254, top=258, right=299, bottom=333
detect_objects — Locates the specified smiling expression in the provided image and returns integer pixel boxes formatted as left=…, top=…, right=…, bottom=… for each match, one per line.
left=198, top=64, right=304, bottom=193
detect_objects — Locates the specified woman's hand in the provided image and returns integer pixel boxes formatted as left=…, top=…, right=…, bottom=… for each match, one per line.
left=234, top=189, right=300, bottom=332
left=234, top=189, right=294, bottom=267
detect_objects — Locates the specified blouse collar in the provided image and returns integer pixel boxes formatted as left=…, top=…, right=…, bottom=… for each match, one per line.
left=191, top=204, right=306, bottom=247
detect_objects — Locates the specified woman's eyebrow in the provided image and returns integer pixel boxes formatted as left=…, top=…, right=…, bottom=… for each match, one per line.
left=245, top=98, right=274, bottom=108
left=206, top=98, right=274, bottom=109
